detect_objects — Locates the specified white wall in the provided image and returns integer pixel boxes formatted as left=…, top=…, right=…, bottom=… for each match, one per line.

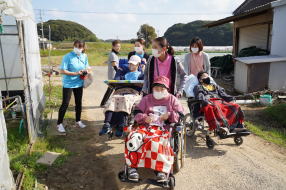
left=269, top=2, right=286, bottom=91
left=239, top=24, right=269, bottom=51
left=271, top=2, right=286, bottom=56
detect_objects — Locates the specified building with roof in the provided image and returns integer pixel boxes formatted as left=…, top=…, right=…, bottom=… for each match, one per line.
left=206, top=0, right=286, bottom=93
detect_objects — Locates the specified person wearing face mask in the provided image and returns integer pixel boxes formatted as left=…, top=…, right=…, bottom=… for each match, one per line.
left=57, top=40, right=91, bottom=133
left=100, top=40, right=122, bottom=107
left=128, top=38, right=149, bottom=71
left=142, top=37, right=186, bottom=98
left=194, top=71, right=247, bottom=134
left=183, top=37, right=211, bottom=77
left=124, top=76, right=184, bottom=182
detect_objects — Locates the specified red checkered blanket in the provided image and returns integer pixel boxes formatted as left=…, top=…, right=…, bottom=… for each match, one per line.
left=124, top=126, right=174, bottom=173
left=202, top=98, right=244, bottom=131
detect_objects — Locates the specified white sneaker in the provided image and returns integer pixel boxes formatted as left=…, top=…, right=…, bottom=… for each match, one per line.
left=57, top=124, right=66, bottom=133
left=76, top=121, right=86, bottom=128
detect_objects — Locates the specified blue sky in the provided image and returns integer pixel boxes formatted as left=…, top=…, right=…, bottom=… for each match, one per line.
left=32, top=0, right=245, bottom=40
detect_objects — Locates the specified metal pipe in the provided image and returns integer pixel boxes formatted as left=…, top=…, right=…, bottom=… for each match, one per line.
left=18, top=20, right=34, bottom=144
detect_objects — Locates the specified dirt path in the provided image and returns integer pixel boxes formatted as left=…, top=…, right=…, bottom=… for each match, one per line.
left=46, top=66, right=286, bottom=190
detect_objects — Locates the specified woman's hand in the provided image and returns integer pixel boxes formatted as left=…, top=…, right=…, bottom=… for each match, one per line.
left=160, top=112, right=170, bottom=121
left=77, top=70, right=83, bottom=75
left=175, top=92, right=182, bottom=98
left=145, top=116, right=153, bottom=124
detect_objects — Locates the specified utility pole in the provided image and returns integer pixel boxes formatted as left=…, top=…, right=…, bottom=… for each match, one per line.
left=157, top=29, right=160, bottom=37
left=39, top=9, right=45, bottom=50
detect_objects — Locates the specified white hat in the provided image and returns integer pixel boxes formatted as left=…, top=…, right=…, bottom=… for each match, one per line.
left=128, top=55, right=141, bottom=65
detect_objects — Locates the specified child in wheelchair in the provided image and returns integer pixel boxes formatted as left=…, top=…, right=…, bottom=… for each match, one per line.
left=122, top=76, right=184, bottom=183
left=99, top=55, right=144, bottom=137
left=189, top=71, right=250, bottom=148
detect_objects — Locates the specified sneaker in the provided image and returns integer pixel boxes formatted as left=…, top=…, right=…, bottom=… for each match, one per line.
left=57, top=124, right=66, bottom=133
left=128, top=168, right=139, bottom=182
left=115, top=126, right=124, bottom=137
left=76, top=121, right=86, bottom=128
left=99, top=123, right=111, bottom=136
left=156, top=172, right=167, bottom=182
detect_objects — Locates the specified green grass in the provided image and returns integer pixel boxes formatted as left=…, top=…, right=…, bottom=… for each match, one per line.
left=264, top=103, right=286, bottom=126
left=41, top=42, right=134, bottom=66
left=43, top=84, right=62, bottom=119
left=246, top=121, right=286, bottom=147
left=245, top=103, right=286, bottom=147
left=7, top=120, right=70, bottom=190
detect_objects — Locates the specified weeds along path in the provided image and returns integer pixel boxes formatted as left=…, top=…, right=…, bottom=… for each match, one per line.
left=47, top=66, right=286, bottom=190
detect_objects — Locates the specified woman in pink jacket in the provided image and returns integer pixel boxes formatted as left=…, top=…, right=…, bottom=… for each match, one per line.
left=124, top=76, right=184, bottom=182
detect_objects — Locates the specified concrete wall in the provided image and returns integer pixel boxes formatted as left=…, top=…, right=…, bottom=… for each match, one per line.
left=269, top=2, right=286, bottom=91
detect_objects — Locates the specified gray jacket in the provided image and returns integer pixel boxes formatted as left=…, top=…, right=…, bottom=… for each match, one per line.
left=183, top=52, right=211, bottom=76
left=142, top=55, right=186, bottom=95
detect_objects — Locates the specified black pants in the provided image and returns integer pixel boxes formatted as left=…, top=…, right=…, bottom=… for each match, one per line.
left=104, top=111, right=127, bottom=129
left=57, top=87, right=83, bottom=124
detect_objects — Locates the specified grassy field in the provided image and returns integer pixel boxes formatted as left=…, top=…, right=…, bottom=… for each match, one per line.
left=40, top=41, right=230, bottom=66
left=41, top=42, right=135, bottom=66
left=246, top=103, right=286, bottom=147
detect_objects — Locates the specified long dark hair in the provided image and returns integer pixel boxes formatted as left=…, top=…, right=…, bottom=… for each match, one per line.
left=74, top=40, right=86, bottom=53
left=153, top=37, right=174, bottom=56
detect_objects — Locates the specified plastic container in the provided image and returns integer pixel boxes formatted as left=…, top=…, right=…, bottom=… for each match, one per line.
left=259, top=94, right=272, bottom=105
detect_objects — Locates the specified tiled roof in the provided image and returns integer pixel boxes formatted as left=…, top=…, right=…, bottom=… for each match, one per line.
left=233, top=0, right=276, bottom=15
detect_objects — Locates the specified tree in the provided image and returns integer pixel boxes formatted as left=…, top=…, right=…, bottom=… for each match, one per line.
left=137, top=24, right=157, bottom=47
left=37, top=20, right=98, bottom=42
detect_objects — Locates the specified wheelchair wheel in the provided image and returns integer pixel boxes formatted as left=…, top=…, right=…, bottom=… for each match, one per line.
left=118, top=170, right=127, bottom=182
left=183, top=113, right=196, bottom=137
left=206, top=136, right=215, bottom=149
left=168, top=175, right=175, bottom=190
left=234, top=136, right=243, bottom=146
left=173, top=132, right=185, bottom=173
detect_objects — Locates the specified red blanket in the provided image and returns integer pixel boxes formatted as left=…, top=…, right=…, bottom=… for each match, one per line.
left=202, top=98, right=244, bottom=131
left=124, top=126, right=174, bottom=173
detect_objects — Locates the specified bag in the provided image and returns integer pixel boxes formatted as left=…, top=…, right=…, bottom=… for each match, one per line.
left=83, top=73, right=93, bottom=88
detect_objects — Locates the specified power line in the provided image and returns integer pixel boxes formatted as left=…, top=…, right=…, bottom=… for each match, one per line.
left=34, top=9, right=231, bottom=16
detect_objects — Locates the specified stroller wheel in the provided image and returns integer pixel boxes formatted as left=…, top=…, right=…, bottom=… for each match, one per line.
left=108, top=131, right=113, bottom=140
left=168, top=175, right=175, bottom=190
left=206, top=136, right=215, bottom=149
left=234, top=136, right=243, bottom=146
left=118, top=170, right=127, bottom=182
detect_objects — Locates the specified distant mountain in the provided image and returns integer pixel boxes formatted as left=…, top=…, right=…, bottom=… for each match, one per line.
left=164, top=20, right=233, bottom=46
left=37, top=20, right=98, bottom=42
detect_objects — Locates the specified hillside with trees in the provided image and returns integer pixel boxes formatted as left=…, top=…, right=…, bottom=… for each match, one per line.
left=164, top=20, right=233, bottom=46
left=37, top=20, right=98, bottom=42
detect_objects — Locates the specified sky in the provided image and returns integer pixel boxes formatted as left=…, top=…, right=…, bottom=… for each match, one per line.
left=32, top=0, right=245, bottom=40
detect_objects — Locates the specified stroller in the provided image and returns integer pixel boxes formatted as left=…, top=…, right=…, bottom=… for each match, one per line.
left=183, top=97, right=251, bottom=149
left=103, top=79, right=144, bottom=139
left=118, top=112, right=186, bottom=190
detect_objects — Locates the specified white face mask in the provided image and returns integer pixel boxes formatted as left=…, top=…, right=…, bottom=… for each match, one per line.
left=153, top=90, right=168, bottom=100
left=152, top=49, right=161, bottom=58
left=74, top=47, right=83, bottom=55
left=134, top=47, right=143, bottom=54
left=191, top=47, right=199, bottom=53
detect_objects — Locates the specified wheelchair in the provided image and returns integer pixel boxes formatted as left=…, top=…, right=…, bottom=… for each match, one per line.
left=183, top=98, right=250, bottom=149
left=118, top=112, right=186, bottom=190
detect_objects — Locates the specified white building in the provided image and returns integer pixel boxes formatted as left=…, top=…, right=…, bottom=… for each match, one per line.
left=206, top=0, right=286, bottom=93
